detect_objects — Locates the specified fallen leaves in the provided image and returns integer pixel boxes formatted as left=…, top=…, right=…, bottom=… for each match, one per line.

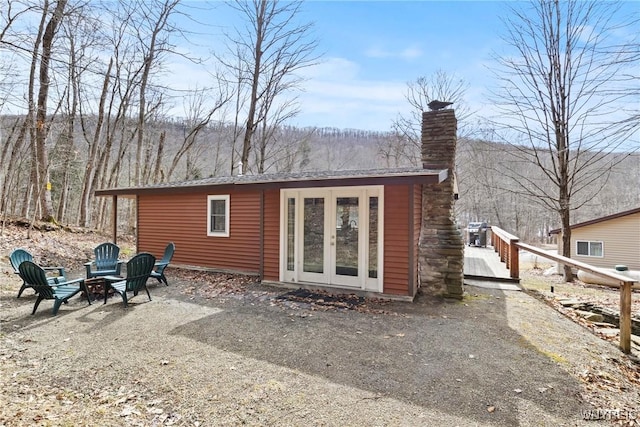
left=0, top=222, right=136, bottom=276
left=178, top=272, right=400, bottom=315
left=521, top=269, right=640, bottom=415
left=2, top=223, right=639, bottom=426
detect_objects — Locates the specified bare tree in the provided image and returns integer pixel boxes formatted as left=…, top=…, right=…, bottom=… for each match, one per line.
left=165, top=86, right=232, bottom=181
left=381, top=70, right=471, bottom=167
left=220, top=0, right=319, bottom=174
left=263, top=125, right=312, bottom=173
left=0, top=2, right=35, bottom=230
left=488, top=0, right=639, bottom=280
left=33, top=0, right=68, bottom=222
left=4, top=1, right=52, bottom=221
left=253, top=93, right=298, bottom=173
left=76, top=0, right=129, bottom=228
left=132, top=0, right=180, bottom=186
left=74, top=0, right=190, bottom=227
left=54, top=5, right=99, bottom=224
left=0, top=2, right=35, bottom=107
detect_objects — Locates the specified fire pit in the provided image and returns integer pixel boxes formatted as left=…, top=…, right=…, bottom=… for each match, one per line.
left=83, top=277, right=115, bottom=300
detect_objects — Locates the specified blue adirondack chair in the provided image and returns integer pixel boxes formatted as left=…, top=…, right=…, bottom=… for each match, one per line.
left=85, top=242, right=123, bottom=278
left=10, top=248, right=67, bottom=298
left=18, top=261, right=91, bottom=315
left=103, top=252, right=156, bottom=307
left=151, top=242, right=175, bottom=286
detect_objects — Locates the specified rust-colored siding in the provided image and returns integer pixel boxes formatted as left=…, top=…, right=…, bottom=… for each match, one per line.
left=137, top=184, right=418, bottom=296
left=263, top=189, right=280, bottom=281
left=137, top=191, right=261, bottom=273
left=383, top=185, right=411, bottom=295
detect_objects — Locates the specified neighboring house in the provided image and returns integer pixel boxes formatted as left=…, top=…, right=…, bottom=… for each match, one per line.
left=96, top=109, right=464, bottom=300
left=549, top=207, right=640, bottom=270
left=96, top=167, right=447, bottom=299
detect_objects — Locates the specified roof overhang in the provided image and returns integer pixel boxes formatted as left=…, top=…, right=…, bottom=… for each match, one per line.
left=548, top=206, right=640, bottom=235
left=94, top=167, right=449, bottom=198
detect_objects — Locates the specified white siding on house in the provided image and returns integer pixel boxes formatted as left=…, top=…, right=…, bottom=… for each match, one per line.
left=557, top=212, right=640, bottom=270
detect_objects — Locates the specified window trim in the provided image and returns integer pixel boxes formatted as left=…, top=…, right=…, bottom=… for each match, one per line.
left=207, top=195, right=230, bottom=237
left=576, top=240, right=603, bottom=258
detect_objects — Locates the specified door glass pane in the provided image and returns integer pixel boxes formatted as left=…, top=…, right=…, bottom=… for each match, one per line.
left=335, top=197, right=359, bottom=277
left=368, top=197, right=378, bottom=278
left=287, top=198, right=295, bottom=271
left=303, top=198, right=324, bottom=273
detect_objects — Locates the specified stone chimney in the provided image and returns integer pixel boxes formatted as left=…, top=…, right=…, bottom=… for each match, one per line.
left=419, top=109, right=464, bottom=299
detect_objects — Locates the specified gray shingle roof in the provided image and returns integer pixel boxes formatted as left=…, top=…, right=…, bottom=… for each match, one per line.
left=548, top=206, right=640, bottom=234
left=95, top=167, right=448, bottom=196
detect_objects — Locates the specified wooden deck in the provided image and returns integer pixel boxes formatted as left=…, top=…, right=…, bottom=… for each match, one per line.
left=464, top=245, right=520, bottom=287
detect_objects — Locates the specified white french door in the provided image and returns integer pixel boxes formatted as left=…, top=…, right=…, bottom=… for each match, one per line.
left=280, top=186, right=383, bottom=292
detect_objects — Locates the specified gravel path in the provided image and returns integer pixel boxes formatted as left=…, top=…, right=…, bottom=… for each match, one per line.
left=1, top=268, right=638, bottom=426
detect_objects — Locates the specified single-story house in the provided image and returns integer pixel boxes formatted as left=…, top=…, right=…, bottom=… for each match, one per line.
left=95, top=109, right=464, bottom=300
left=95, top=167, right=448, bottom=299
left=549, top=207, right=640, bottom=271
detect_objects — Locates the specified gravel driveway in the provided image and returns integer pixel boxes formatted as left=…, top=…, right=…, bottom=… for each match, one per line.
left=1, top=270, right=636, bottom=426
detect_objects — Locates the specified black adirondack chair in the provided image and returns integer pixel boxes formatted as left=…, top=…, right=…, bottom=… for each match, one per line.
left=85, top=242, right=123, bottom=278
left=103, top=253, right=156, bottom=307
left=10, top=248, right=66, bottom=298
left=18, top=261, right=91, bottom=315
left=151, top=242, right=175, bottom=286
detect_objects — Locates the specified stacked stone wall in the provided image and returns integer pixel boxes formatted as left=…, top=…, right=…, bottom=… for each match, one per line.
left=419, top=109, right=464, bottom=298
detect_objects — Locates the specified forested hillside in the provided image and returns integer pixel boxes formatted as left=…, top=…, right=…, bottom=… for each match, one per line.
left=1, top=1, right=637, bottom=246
left=1, top=113, right=637, bottom=242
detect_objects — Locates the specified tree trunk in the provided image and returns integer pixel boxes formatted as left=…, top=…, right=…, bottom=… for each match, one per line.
left=153, top=131, right=165, bottom=182
left=240, top=1, right=266, bottom=170
left=0, top=119, right=28, bottom=218
left=56, top=127, right=73, bottom=222
left=35, top=0, right=67, bottom=222
left=134, top=0, right=178, bottom=186
left=79, top=57, right=112, bottom=227
left=21, top=1, right=50, bottom=219
left=560, top=198, right=574, bottom=282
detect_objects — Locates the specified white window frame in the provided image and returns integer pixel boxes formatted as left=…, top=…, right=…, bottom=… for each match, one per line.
left=207, top=195, right=230, bottom=237
left=576, top=240, right=603, bottom=258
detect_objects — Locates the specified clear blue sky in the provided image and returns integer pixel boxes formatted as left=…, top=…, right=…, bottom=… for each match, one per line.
left=292, top=1, right=505, bottom=131
left=173, top=0, right=639, bottom=132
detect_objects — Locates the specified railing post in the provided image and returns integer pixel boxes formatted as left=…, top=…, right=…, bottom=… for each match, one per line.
left=112, top=195, right=118, bottom=244
left=620, top=281, right=632, bottom=354
left=509, top=241, right=519, bottom=279
left=490, top=233, right=636, bottom=354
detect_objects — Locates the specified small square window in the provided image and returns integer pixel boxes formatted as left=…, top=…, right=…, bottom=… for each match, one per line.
left=589, top=242, right=603, bottom=257
left=207, top=195, right=230, bottom=237
left=576, top=240, right=603, bottom=257
left=576, top=241, right=589, bottom=255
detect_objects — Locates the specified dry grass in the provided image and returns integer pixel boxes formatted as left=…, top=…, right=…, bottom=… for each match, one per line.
left=521, top=266, right=640, bottom=320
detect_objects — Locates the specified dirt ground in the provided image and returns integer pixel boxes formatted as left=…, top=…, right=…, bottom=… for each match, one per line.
left=1, top=223, right=639, bottom=426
